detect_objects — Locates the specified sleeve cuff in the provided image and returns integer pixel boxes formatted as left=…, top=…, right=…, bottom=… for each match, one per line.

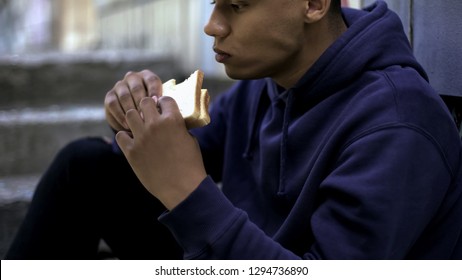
left=159, top=176, right=242, bottom=258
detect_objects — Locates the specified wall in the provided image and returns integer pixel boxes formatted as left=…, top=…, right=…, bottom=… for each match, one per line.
left=363, top=0, right=462, bottom=98
left=412, top=0, right=462, bottom=97
left=0, top=0, right=52, bottom=53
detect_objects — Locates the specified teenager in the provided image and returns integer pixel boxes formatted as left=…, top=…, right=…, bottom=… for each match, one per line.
left=7, top=0, right=462, bottom=259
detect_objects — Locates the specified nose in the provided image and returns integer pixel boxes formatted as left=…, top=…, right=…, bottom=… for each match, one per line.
left=204, top=8, right=230, bottom=38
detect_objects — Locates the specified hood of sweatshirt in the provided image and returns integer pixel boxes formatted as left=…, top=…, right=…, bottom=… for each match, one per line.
left=292, top=1, right=427, bottom=103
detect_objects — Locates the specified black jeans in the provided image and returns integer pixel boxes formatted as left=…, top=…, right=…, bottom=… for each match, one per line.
left=6, top=137, right=182, bottom=260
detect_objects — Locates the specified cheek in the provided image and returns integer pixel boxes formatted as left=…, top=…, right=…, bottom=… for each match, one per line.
left=225, top=18, right=304, bottom=79
left=248, top=27, right=303, bottom=69
left=272, top=19, right=305, bottom=48
left=248, top=18, right=303, bottom=55
left=224, top=41, right=300, bottom=80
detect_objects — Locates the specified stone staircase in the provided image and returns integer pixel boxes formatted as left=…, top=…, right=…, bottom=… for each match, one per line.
left=0, top=52, right=235, bottom=258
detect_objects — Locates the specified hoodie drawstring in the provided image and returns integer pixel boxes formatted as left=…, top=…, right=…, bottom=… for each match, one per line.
left=278, top=90, right=294, bottom=196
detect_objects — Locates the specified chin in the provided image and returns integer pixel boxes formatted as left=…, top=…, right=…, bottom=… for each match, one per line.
left=224, top=65, right=266, bottom=81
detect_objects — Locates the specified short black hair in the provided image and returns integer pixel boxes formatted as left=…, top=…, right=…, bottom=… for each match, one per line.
left=327, top=0, right=345, bottom=33
left=329, top=0, right=342, bottom=16
left=330, top=0, right=342, bottom=14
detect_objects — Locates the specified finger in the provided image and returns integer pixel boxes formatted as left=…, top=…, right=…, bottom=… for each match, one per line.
left=157, top=96, right=180, bottom=113
left=125, top=108, right=144, bottom=136
left=104, top=89, right=128, bottom=130
left=126, top=72, right=149, bottom=110
left=115, top=130, right=134, bottom=155
left=139, top=97, right=161, bottom=122
left=114, top=80, right=137, bottom=113
left=157, top=96, right=184, bottom=126
left=140, top=70, right=163, bottom=97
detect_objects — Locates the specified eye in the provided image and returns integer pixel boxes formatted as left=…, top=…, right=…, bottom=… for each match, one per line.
left=210, top=0, right=216, bottom=4
left=231, top=3, right=242, bottom=10
left=230, top=2, right=246, bottom=11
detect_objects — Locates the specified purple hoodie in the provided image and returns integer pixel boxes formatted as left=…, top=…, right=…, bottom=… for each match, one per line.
left=159, top=1, right=462, bottom=259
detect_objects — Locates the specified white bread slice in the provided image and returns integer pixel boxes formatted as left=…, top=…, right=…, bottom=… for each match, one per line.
left=162, top=70, right=210, bottom=129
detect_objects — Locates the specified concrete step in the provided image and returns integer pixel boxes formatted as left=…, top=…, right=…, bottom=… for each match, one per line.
left=0, top=174, right=39, bottom=204
left=0, top=52, right=180, bottom=110
left=0, top=174, right=39, bottom=258
left=0, top=105, right=113, bottom=177
left=0, top=52, right=235, bottom=110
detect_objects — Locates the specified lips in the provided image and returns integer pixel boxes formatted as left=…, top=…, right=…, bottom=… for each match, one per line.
left=214, top=47, right=231, bottom=63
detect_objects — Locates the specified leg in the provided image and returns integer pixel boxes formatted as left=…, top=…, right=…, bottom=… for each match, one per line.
left=6, top=137, right=182, bottom=260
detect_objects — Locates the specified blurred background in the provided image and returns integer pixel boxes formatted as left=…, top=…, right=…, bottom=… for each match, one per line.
left=0, top=0, right=222, bottom=73
left=0, top=0, right=460, bottom=258
left=0, top=1, right=360, bottom=58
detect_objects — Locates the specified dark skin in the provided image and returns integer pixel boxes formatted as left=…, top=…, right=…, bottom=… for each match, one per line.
left=105, top=0, right=347, bottom=210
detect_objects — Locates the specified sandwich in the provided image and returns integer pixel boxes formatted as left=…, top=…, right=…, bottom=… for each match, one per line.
left=162, top=70, right=211, bottom=129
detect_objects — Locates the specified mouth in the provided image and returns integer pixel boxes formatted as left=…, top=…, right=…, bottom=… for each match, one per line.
left=213, top=47, right=231, bottom=63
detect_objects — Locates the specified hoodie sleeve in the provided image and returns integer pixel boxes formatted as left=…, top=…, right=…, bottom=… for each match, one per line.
left=159, top=176, right=300, bottom=259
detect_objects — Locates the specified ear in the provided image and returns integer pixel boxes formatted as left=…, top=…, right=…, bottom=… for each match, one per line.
left=304, top=0, right=331, bottom=23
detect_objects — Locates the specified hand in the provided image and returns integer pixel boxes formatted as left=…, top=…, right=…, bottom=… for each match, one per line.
left=115, top=96, right=207, bottom=210
left=104, top=70, right=163, bottom=131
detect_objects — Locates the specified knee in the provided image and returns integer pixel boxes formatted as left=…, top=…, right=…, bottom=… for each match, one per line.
left=54, top=137, right=114, bottom=169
